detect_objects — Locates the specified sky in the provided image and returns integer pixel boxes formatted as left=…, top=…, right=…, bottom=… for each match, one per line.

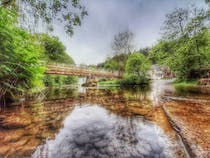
left=54, top=0, right=207, bottom=65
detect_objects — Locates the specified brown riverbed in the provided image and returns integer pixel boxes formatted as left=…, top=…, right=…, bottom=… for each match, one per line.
left=163, top=100, right=210, bottom=158
left=0, top=80, right=209, bottom=158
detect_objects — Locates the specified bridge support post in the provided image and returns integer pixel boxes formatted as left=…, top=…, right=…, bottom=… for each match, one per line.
left=86, top=75, right=96, bottom=83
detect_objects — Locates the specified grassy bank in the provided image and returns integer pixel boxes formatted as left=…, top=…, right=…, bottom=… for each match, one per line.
left=98, top=78, right=150, bottom=87
left=172, top=79, right=207, bottom=94
left=98, top=79, right=120, bottom=86
left=173, top=80, right=198, bottom=87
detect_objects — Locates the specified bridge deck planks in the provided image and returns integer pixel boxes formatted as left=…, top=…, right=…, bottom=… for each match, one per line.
left=45, top=65, right=121, bottom=78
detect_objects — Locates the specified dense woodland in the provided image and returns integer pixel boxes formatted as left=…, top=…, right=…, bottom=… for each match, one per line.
left=0, top=4, right=78, bottom=104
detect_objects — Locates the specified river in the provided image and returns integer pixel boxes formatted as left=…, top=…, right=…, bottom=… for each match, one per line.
left=0, top=80, right=209, bottom=158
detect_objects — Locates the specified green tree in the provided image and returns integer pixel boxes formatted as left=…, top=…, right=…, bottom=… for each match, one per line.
left=174, top=30, right=210, bottom=80
left=0, top=7, right=45, bottom=104
left=151, top=7, right=210, bottom=81
left=39, top=34, right=75, bottom=64
left=39, top=34, right=77, bottom=87
left=98, top=54, right=129, bottom=74
left=121, top=53, right=151, bottom=85
left=43, top=74, right=77, bottom=87
left=126, top=53, right=151, bottom=78
left=0, top=0, right=87, bottom=35
left=104, top=59, right=118, bottom=72
left=138, top=47, right=150, bottom=57
left=64, top=76, right=77, bottom=85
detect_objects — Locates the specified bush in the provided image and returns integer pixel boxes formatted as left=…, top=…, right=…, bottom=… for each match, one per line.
left=38, top=34, right=75, bottom=64
left=43, top=75, right=77, bottom=87
left=120, top=75, right=150, bottom=85
left=64, top=76, right=77, bottom=85
left=0, top=8, right=45, bottom=103
left=121, top=53, right=151, bottom=85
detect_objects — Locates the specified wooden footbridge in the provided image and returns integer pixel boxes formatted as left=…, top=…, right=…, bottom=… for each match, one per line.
left=45, top=64, right=122, bottom=78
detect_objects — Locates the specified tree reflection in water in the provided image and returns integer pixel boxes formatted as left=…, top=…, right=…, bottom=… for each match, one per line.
left=33, top=105, right=174, bottom=158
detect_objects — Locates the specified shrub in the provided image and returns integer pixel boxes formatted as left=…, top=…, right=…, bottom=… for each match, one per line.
left=121, top=53, right=151, bottom=85
left=0, top=8, right=45, bottom=104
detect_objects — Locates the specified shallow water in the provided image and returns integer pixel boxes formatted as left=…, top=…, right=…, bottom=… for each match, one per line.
left=32, top=105, right=174, bottom=158
left=0, top=80, right=209, bottom=158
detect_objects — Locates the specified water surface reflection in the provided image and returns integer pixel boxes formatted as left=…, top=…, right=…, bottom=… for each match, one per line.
left=33, top=105, right=174, bottom=158
left=0, top=81, right=187, bottom=157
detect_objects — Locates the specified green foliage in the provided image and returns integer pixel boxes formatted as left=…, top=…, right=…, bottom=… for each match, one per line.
left=39, top=34, right=75, bottom=64
left=98, top=79, right=119, bottom=85
left=121, top=53, right=151, bottom=85
left=1, top=0, right=88, bottom=35
left=149, top=7, right=210, bottom=81
left=43, top=75, right=77, bottom=87
left=0, top=7, right=45, bottom=103
left=38, top=34, right=77, bottom=87
left=0, top=7, right=78, bottom=104
left=120, top=74, right=150, bottom=85
left=99, top=51, right=152, bottom=86
left=173, top=80, right=199, bottom=94
left=104, top=59, right=119, bottom=71
left=98, top=53, right=129, bottom=73
left=64, top=76, right=77, bottom=85
left=138, top=47, right=150, bottom=57
left=126, top=53, right=151, bottom=76
left=173, top=80, right=198, bottom=87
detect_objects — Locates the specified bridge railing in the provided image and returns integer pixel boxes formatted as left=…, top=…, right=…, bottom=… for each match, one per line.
left=43, top=62, right=120, bottom=77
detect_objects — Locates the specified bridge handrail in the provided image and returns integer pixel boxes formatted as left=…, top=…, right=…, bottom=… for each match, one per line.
left=44, top=62, right=119, bottom=76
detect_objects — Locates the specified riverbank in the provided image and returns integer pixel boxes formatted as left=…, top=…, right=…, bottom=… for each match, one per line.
left=163, top=98, right=210, bottom=158
left=98, top=79, right=119, bottom=85
left=98, top=78, right=150, bottom=87
left=173, top=80, right=210, bottom=94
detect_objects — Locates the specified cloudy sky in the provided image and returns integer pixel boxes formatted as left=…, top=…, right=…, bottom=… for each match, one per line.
left=54, top=0, right=207, bottom=65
